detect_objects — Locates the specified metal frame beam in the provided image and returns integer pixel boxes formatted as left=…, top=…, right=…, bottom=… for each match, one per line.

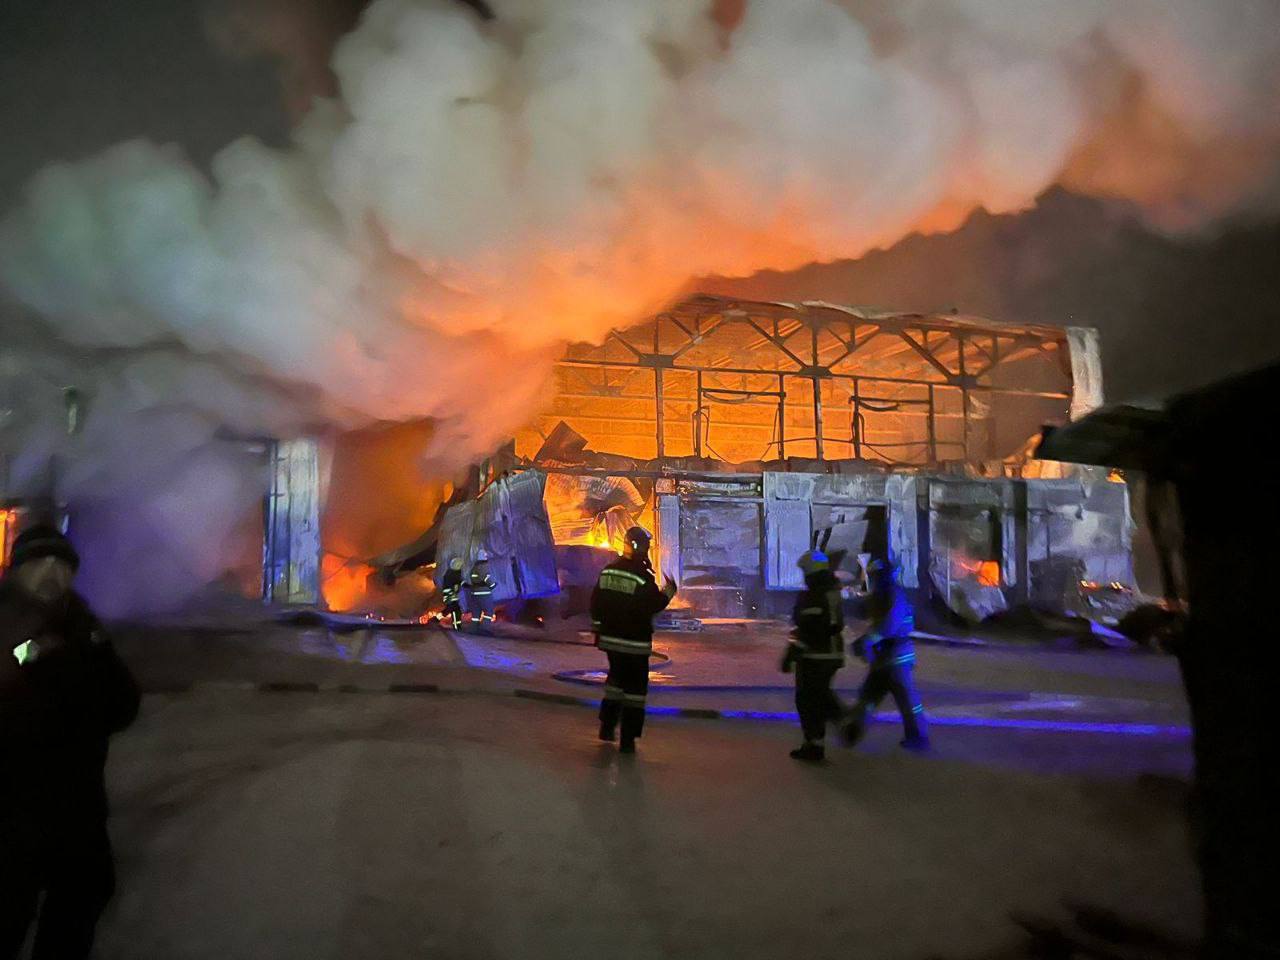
left=548, top=295, right=1071, bottom=466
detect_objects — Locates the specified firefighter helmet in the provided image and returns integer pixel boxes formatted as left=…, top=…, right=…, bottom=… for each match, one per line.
left=475, top=549, right=489, bottom=562
left=449, top=557, right=463, bottom=571
left=797, top=550, right=829, bottom=574
left=623, top=526, right=652, bottom=558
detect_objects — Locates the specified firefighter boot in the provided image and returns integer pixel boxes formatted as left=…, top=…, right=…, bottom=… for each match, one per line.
left=618, top=737, right=637, bottom=754
left=598, top=721, right=616, bottom=742
left=789, top=741, right=826, bottom=763
left=841, top=706, right=870, bottom=748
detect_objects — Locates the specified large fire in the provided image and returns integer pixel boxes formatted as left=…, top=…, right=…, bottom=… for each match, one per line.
left=317, top=421, right=456, bottom=612
left=321, top=553, right=373, bottom=613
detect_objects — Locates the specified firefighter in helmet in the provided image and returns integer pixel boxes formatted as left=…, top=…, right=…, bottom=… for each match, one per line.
left=782, top=549, right=846, bottom=762
left=439, top=557, right=464, bottom=629
left=465, top=550, right=498, bottom=629
left=842, top=551, right=930, bottom=751
left=590, top=526, right=677, bottom=754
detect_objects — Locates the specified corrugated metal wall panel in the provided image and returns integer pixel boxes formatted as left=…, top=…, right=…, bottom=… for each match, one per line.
left=500, top=470, right=560, bottom=598
left=438, top=470, right=560, bottom=601
left=887, top=474, right=919, bottom=588
left=655, top=493, right=681, bottom=582
left=264, top=438, right=321, bottom=605
left=764, top=498, right=810, bottom=589
left=679, top=501, right=761, bottom=578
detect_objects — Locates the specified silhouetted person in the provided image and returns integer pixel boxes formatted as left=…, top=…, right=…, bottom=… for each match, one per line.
left=465, top=551, right=498, bottom=629
left=841, top=552, right=929, bottom=751
left=440, top=557, right=464, bottom=629
left=591, top=526, right=676, bottom=754
left=1, top=525, right=140, bottom=959
left=783, top=549, right=846, bottom=763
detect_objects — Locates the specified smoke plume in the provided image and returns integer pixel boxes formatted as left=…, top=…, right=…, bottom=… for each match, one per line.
left=2, top=0, right=1278, bottom=615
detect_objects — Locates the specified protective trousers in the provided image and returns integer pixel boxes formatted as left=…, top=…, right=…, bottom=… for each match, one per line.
left=848, top=661, right=928, bottom=741
left=442, top=601, right=462, bottom=629
left=795, top=659, right=844, bottom=742
left=469, top=596, right=495, bottom=624
left=0, top=822, right=115, bottom=960
left=598, top=651, right=649, bottom=742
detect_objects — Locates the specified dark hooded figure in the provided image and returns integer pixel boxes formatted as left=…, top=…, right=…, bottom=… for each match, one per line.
left=464, top=551, right=498, bottom=629
left=1, top=524, right=140, bottom=960
left=783, top=549, right=846, bottom=762
left=439, top=557, right=465, bottom=629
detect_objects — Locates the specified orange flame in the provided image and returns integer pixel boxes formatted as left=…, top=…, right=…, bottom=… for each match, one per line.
left=0, top=508, right=13, bottom=570
left=322, top=553, right=373, bottom=612
left=953, top=556, right=1002, bottom=587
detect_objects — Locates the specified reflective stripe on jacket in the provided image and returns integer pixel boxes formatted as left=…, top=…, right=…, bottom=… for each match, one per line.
left=869, top=636, right=916, bottom=669
left=466, top=570, right=497, bottom=597
left=590, top=556, right=671, bottom=655
left=441, top=568, right=463, bottom=604
left=597, top=635, right=654, bottom=655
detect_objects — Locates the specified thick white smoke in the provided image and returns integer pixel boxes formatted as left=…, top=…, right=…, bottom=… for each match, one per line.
left=2, top=0, right=1278, bottom=615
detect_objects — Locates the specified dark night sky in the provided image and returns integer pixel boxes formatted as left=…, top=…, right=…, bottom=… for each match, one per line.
left=0, top=0, right=290, bottom=201
left=3, top=0, right=1277, bottom=405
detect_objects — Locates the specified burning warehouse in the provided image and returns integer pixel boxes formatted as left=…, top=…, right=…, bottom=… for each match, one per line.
left=5, top=1, right=1280, bottom=955
left=255, top=293, right=1131, bottom=630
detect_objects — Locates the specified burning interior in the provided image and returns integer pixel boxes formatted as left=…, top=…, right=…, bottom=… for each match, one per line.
left=243, top=294, right=1132, bottom=630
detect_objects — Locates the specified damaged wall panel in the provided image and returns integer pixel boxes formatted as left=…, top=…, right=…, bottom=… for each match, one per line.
left=263, top=437, right=322, bottom=606
left=926, top=479, right=1009, bottom=623
left=437, top=469, right=560, bottom=603
left=887, top=474, right=919, bottom=588
left=678, top=490, right=762, bottom=617
left=655, top=491, right=681, bottom=584
left=1027, top=477, right=1134, bottom=611
left=764, top=497, right=810, bottom=590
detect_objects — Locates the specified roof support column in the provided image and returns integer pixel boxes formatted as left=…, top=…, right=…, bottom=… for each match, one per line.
left=654, top=366, right=665, bottom=459
left=811, top=324, right=824, bottom=461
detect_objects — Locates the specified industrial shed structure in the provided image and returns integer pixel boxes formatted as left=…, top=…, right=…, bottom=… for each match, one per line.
left=440, top=295, right=1128, bottom=622
left=261, top=294, right=1129, bottom=623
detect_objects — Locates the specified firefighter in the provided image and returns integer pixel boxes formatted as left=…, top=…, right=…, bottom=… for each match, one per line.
left=782, top=549, right=846, bottom=762
left=590, top=526, right=677, bottom=754
left=439, top=557, right=464, bottom=629
left=841, top=551, right=930, bottom=751
left=465, top=551, right=498, bottom=629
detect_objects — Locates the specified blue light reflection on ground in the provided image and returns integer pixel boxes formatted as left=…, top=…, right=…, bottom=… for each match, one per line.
left=692, top=709, right=1188, bottom=736
left=294, top=630, right=414, bottom=664
left=924, top=716, right=1189, bottom=736
left=554, top=698, right=1188, bottom=736
left=453, top=636, right=539, bottom=672
left=363, top=634, right=412, bottom=665
left=549, top=670, right=1188, bottom=735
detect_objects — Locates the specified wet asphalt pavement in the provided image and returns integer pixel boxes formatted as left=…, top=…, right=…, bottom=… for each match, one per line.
left=90, top=619, right=1198, bottom=958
